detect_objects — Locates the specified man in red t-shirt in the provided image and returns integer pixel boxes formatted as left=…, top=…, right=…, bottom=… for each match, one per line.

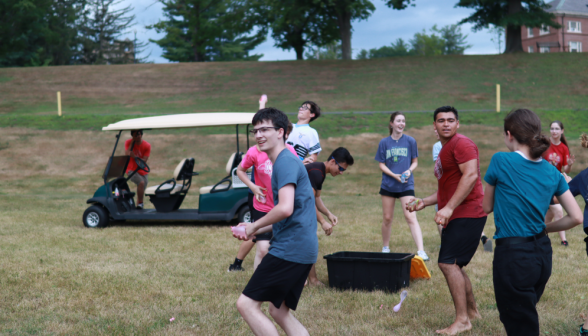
left=125, top=130, right=151, bottom=209
left=407, top=106, right=487, bottom=335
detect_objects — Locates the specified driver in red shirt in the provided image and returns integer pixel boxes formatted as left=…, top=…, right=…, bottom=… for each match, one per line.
left=125, top=130, right=151, bottom=209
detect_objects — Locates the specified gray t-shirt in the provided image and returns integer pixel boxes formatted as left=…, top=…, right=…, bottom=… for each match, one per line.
left=374, top=134, right=418, bottom=193
left=269, top=148, right=319, bottom=264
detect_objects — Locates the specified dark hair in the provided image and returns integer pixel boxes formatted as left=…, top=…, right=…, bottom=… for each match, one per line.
left=389, top=111, right=405, bottom=135
left=301, top=101, right=321, bottom=122
left=252, top=107, right=289, bottom=142
left=434, top=106, right=458, bottom=121
left=504, top=109, right=550, bottom=160
left=329, top=147, right=354, bottom=166
left=550, top=120, right=569, bottom=148
left=131, top=129, right=143, bottom=136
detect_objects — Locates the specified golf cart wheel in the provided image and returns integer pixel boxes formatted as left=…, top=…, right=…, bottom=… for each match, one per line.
left=238, top=206, right=252, bottom=223
left=83, top=205, right=109, bottom=228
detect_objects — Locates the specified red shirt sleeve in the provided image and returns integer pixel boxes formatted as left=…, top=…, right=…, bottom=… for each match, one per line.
left=453, top=138, right=478, bottom=165
left=143, top=142, right=151, bottom=157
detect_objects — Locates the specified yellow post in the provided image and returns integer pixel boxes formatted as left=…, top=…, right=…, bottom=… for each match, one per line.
left=496, top=84, right=501, bottom=113
left=57, top=91, right=62, bottom=116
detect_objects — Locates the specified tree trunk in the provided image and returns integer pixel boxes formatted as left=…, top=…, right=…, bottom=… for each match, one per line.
left=295, top=45, right=304, bottom=60
left=504, top=0, right=523, bottom=53
left=337, top=10, right=352, bottom=60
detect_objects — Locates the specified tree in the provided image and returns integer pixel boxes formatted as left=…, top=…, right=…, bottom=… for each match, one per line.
left=77, top=0, right=137, bottom=64
left=456, top=0, right=559, bottom=53
left=0, top=0, right=84, bottom=67
left=268, top=0, right=338, bottom=60
left=321, top=0, right=375, bottom=60
left=357, top=24, right=471, bottom=59
left=489, top=26, right=505, bottom=53
left=356, top=38, right=412, bottom=59
left=304, top=41, right=342, bottom=59
left=148, top=0, right=266, bottom=62
left=433, top=24, right=472, bottom=55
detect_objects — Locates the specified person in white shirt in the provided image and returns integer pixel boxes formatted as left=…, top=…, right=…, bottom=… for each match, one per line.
left=259, top=95, right=321, bottom=164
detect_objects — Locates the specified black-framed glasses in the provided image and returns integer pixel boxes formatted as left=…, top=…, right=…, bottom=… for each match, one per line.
left=332, top=157, right=346, bottom=172
left=249, top=127, right=280, bottom=135
left=299, top=104, right=310, bottom=111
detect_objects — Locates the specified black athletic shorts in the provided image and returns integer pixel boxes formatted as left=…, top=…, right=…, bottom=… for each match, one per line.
left=242, top=253, right=312, bottom=310
left=439, top=217, right=487, bottom=267
left=379, top=188, right=415, bottom=198
left=252, top=207, right=272, bottom=242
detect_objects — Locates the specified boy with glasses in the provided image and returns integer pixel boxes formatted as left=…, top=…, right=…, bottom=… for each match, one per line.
left=234, top=107, right=318, bottom=335
left=305, top=147, right=354, bottom=285
left=260, top=96, right=322, bottom=164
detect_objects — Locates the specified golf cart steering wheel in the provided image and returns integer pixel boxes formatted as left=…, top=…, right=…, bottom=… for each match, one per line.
left=134, top=157, right=150, bottom=173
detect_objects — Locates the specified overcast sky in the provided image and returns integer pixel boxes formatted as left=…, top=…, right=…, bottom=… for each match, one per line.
left=119, top=0, right=503, bottom=63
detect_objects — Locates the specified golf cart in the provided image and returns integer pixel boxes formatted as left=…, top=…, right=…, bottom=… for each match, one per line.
left=82, top=113, right=255, bottom=228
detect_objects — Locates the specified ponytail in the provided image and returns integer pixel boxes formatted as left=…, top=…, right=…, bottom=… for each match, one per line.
left=504, top=109, right=549, bottom=160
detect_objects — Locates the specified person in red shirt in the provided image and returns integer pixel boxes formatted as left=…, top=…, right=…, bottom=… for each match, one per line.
left=543, top=121, right=576, bottom=247
left=407, top=106, right=487, bottom=335
left=125, top=130, right=151, bottom=209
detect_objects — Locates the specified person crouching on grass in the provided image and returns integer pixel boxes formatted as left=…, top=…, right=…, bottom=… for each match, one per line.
left=305, top=147, right=354, bottom=286
left=482, top=109, right=582, bottom=336
left=376, top=111, right=429, bottom=261
left=234, top=107, right=318, bottom=336
left=406, top=106, right=486, bottom=335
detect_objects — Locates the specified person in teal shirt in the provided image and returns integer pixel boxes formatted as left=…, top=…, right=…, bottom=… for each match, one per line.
left=482, top=108, right=582, bottom=336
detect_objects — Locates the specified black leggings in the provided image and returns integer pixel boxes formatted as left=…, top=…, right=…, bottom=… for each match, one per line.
left=493, top=235, right=552, bottom=336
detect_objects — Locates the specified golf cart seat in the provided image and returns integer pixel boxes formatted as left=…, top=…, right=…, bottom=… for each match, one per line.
left=145, top=158, right=195, bottom=212
left=199, top=152, right=243, bottom=194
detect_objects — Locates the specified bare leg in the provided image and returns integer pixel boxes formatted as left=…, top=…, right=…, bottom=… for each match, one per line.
left=547, top=205, right=566, bottom=243
left=461, top=268, right=481, bottom=320
left=436, top=263, right=472, bottom=335
left=237, top=294, right=280, bottom=336
left=307, top=264, right=324, bottom=286
left=400, top=196, right=424, bottom=251
left=237, top=240, right=256, bottom=261
left=381, top=196, right=396, bottom=248
left=254, top=241, right=270, bottom=271
left=137, top=180, right=145, bottom=205
left=269, top=300, right=310, bottom=336
left=583, top=313, right=588, bottom=330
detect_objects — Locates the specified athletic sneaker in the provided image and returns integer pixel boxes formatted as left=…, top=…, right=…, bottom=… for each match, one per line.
left=228, top=263, right=244, bottom=272
left=382, top=246, right=390, bottom=253
left=417, top=250, right=430, bottom=261
left=481, top=235, right=488, bottom=245
left=580, top=324, right=588, bottom=335
left=561, top=240, right=569, bottom=247
left=136, top=203, right=144, bottom=210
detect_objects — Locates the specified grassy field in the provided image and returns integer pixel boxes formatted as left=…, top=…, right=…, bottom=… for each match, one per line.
left=1, top=53, right=588, bottom=117
left=1, top=121, right=588, bottom=335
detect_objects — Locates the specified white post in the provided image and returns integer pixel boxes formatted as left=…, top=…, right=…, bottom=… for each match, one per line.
left=57, top=91, right=62, bottom=117
left=496, top=84, right=501, bottom=113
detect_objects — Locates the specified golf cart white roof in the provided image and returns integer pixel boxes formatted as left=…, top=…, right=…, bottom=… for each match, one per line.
left=102, top=112, right=256, bottom=131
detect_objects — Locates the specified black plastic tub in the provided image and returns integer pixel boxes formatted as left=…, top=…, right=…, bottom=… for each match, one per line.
left=323, top=251, right=414, bottom=293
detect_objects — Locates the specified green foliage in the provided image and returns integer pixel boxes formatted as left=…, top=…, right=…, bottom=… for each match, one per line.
left=384, top=0, right=416, bottom=10
left=456, top=0, right=558, bottom=53
left=148, top=0, right=267, bottom=62
left=77, top=0, right=137, bottom=65
left=305, top=41, right=342, bottom=60
left=268, top=0, right=339, bottom=60
left=320, top=0, right=376, bottom=60
left=358, top=25, right=470, bottom=59
left=457, top=0, right=558, bottom=31
left=0, top=0, right=83, bottom=67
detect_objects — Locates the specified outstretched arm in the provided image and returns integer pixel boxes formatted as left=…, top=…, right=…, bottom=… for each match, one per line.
left=546, top=190, right=583, bottom=232
left=244, top=184, right=295, bottom=237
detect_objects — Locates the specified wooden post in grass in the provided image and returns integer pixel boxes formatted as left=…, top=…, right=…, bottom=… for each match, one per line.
left=57, top=91, right=62, bottom=116
left=496, top=84, right=501, bottom=113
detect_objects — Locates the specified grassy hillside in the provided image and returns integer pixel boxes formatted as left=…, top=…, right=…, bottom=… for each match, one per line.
left=1, top=53, right=588, bottom=116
